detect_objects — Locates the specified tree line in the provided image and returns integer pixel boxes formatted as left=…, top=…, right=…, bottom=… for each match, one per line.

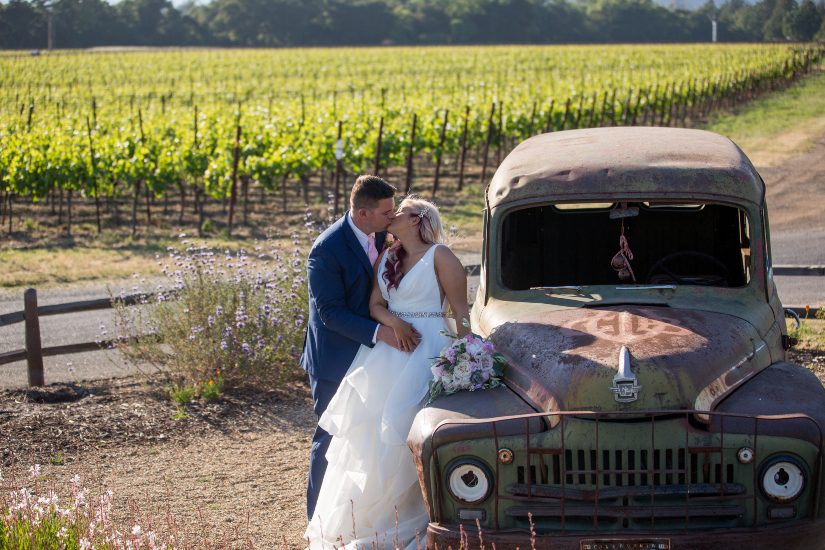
left=1, top=0, right=824, bottom=50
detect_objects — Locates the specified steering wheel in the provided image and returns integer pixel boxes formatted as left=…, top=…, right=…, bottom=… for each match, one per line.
left=646, top=251, right=730, bottom=286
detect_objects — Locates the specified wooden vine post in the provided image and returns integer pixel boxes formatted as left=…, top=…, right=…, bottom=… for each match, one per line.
left=432, top=109, right=449, bottom=198
left=587, top=92, right=597, bottom=128
left=131, top=109, right=143, bottom=237
left=560, top=98, right=571, bottom=130
left=86, top=116, right=102, bottom=233
left=334, top=121, right=344, bottom=217
left=374, top=116, right=384, bottom=176
left=404, top=113, right=418, bottom=195
left=227, top=122, right=242, bottom=235
left=574, top=95, right=584, bottom=128
left=659, top=82, right=671, bottom=126
left=480, top=102, right=496, bottom=186
left=495, top=101, right=504, bottom=166
left=544, top=99, right=556, bottom=133
left=599, top=91, right=609, bottom=127
left=457, top=106, right=470, bottom=192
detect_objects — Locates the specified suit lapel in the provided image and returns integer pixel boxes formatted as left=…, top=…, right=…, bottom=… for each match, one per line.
left=375, top=230, right=387, bottom=254
left=341, top=212, right=373, bottom=277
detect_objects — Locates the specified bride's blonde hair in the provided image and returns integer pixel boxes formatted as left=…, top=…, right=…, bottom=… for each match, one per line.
left=400, top=196, right=445, bottom=245
left=383, top=196, right=445, bottom=291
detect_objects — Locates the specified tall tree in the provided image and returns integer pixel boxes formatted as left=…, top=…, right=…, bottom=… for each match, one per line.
left=763, top=0, right=797, bottom=39
left=783, top=0, right=822, bottom=39
left=0, top=0, right=47, bottom=49
left=50, top=0, right=122, bottom=48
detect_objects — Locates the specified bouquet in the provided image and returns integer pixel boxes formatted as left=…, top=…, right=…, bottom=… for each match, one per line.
left=427, top=330, right=507, bottom=405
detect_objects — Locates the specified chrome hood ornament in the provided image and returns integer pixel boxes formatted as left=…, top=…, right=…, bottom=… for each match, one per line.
left=611, top=346, right=642, bottom=403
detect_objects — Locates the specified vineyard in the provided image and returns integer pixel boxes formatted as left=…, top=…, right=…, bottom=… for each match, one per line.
left=0, top=44, right=822, bottom=238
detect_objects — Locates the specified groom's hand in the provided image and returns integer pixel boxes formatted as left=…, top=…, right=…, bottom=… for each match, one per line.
left=377, top=325, right=420, bottom=351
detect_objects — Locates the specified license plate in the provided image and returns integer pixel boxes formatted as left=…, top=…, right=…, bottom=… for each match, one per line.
left=580, top=540, right=670, bottom=550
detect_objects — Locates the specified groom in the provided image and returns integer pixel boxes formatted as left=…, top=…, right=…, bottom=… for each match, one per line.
left=302, top=174, right=407, bottom=519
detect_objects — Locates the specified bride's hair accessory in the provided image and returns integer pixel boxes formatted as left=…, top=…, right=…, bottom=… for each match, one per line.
left=417, top=207, right=429, bottom=219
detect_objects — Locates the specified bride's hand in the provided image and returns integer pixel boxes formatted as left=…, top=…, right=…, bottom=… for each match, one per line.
left=392, top=320, right=420, bottom=352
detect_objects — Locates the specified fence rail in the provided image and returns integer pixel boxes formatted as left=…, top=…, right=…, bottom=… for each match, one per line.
left=0, top=289, right=151, bottom=384
left=1, top=263, right=821, bottom=386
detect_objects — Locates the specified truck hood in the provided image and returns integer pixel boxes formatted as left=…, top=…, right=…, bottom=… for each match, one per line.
left=485, top=305, right=772, bottom=421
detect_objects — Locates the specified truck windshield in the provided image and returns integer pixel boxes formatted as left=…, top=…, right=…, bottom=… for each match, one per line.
left=500, top=202, right=751, bottom=290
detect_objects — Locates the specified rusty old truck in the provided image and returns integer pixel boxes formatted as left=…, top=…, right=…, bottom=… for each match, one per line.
left=409, top=127, right=825, bottom=549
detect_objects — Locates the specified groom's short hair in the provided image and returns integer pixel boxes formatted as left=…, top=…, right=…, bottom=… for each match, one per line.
left=350, top=175, right=396, bottom=211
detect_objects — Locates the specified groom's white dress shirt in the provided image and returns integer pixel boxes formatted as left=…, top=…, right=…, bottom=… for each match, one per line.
left=347, top=212, right=380, bottom=344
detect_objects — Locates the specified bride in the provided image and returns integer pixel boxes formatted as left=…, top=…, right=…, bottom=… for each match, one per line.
left=304, top=196, right=471, bottom=549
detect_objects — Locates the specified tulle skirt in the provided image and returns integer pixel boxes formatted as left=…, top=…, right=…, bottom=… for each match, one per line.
left=305, top=317, right=452, bottom=550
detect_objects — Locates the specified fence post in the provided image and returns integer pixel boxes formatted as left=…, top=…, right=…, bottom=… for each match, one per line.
left=24, top=288, right=44, bottom=387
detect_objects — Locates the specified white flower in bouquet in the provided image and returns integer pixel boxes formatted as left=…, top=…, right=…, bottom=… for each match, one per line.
left=427, top=324, right=507, bottom=405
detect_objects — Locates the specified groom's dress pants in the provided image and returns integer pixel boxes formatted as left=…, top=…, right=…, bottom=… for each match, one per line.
left=307, top=375, right=339, bottom=520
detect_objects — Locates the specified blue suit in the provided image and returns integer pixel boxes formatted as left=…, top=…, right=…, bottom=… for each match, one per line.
left=301, top=214, right=386, bottom=519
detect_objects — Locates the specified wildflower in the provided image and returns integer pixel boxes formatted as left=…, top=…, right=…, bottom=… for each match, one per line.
left=29, top=464, right=42, bottom=478
left=132, top=524, right=143, bottom=536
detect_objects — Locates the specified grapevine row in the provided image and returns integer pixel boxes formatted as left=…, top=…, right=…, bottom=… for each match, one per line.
left=0, top=44, right=822, bottom=235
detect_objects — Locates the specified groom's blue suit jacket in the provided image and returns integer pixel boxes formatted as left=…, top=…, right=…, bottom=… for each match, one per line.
left=301, top=214, right=386, bottom=383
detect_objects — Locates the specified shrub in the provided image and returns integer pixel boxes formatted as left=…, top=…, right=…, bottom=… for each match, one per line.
left=113, top=228, right=315, bottom=393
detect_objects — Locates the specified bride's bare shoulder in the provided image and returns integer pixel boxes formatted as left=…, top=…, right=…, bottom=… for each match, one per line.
left=433, top=244, right=464, bottom=270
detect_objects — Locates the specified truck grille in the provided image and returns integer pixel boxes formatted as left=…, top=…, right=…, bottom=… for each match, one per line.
left=513, top=447, right=736, bottom=488
left=433, top=410, right=823, bottom=533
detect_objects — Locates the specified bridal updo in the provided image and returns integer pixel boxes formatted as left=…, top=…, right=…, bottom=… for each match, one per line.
left=383, top=196, right=445, bottom=291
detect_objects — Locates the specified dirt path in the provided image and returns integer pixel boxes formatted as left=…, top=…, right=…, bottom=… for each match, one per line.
left=1, top=376, right=316, bottom=547
left=757, top=118, right=825, bottom=233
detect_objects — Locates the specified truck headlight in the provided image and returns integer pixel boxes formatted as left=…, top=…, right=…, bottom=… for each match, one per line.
left=760, top=455, right=805, bottom=503
left=446, top=458, right=493, bottom=504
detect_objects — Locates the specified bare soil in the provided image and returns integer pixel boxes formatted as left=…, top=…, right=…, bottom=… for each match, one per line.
left=760, top=127, right=825, bottom=232
left=0, top=375, right=316, bottom=547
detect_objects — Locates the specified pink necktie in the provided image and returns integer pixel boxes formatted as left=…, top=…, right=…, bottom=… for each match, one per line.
left=367, top=233, right=379, bottom=266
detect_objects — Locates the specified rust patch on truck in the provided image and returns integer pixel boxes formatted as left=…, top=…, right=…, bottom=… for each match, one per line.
left=486, top=305, right=769, bottom=416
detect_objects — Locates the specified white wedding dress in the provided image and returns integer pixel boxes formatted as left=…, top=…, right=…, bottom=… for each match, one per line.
left=305, top=244, right=453, bottom=550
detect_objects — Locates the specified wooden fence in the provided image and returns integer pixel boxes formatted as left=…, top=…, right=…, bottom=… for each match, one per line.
left=1, top=264, right=821, bottom=387
left=0, top=289, right=149, bottom=386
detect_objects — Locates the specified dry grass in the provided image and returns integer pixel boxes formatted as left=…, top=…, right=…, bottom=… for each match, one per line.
left=702, top=67, right=825, bottom=167
left=0, top=247, right=162, bottom=288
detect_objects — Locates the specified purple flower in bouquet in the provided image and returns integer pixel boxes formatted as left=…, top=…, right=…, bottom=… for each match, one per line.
left=427, top=327, right=507, bottom=405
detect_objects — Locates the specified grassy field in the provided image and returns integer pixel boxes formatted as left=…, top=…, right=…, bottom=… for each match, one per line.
left=701, top=65, right=825, bottom=166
